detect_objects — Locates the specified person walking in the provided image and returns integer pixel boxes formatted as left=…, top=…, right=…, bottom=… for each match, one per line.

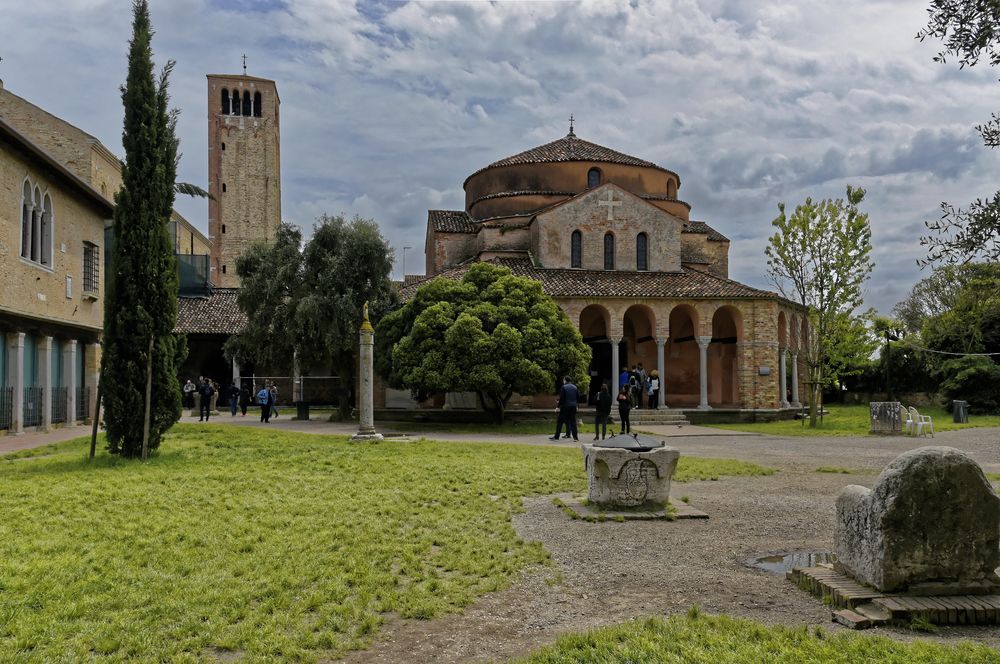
left=258, top=383, right=272, bottom=423
left=228, top=381, right=240, bottom=416
left=593, top=383, right=612, bottom=440
left=617, top=385, right=632, bottom=434
left=238, top=384, right=251, bottom=416
left=269, top=381, right=280, bottom=419
left=549, top=376, right=581, bottom=441
left=197, top=377, right=215, bottom=422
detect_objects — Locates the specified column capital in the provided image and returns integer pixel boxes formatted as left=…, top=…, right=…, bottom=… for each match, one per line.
left=695, top=335, right=712, bottom=349
left=609, top=336, right=622, bottom=344
left=655, top=337, right=666, bottom=348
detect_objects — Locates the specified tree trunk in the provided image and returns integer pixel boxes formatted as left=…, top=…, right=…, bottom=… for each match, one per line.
left=90, top=377, right=102, bottom=460
left=141, top=335, right=153, bottom=461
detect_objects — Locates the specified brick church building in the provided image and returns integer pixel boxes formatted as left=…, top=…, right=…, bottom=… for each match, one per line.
left=403, top=126, right=806, bottom=412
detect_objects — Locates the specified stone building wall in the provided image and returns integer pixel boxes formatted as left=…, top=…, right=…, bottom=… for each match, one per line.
left=425, top=228, right=478, bottom=275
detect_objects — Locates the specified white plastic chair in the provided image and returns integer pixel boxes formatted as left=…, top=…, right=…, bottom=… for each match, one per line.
left=902, top=407, right=914, bottom=435
left=908, top=406, right=934, bottom=437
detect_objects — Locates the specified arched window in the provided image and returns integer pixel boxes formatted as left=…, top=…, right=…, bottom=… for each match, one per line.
left=231, top=90, right=240, bottom=115
left=21, top=179, right=32, bottom=259
left=603, top=232, right=615, bottom=270
left=571, top=230, right=582, bottom=268
left=636, top=232, right=648, bottom=271
left=242, top=90, right=252, bottom=116
left=31, top=187, right=42, bottom=263
left=221, top=88, right=230, bottom=115
left=587, top=168, right=601, bottom=189
left=253, top=91, right=262, bottom=117
left=41, top=193, right=53, bottom=266
left=667, top=178, right=677, bottom=198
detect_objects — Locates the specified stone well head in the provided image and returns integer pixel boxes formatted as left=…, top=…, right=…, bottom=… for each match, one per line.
left=582, top=438, right=679, bottom=508
left=834, top=446, right=1000, bottom=594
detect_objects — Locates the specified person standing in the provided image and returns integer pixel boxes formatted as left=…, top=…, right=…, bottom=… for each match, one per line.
left=628, top=366, right=641, bottom=409
left=197, top=377, right=215, bottom=422
left=269, top=381, right=280, bottom=419
left=182, top=379, right=195, bottom=408
left=649, top=370, right=660, bottom=409
left=617, top=385, right=632, bottom=434
left=228, top=381, right=240, bottom=416
left=618, top=367, right=629, bottom=393
left=238, top=384, right=251, bottom=416
left=593, top=383, right=612, bottom=440
left=258, top=383, right=272, bottom=423
left=636, top=363, right=647, bottom=408
left=212, top=380, right=221, bottom=413
left=549, top=376, right=581, bottom=442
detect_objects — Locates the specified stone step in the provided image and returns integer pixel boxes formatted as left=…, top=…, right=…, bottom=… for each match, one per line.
left=854, top=602, right=892, bottom=623
left=832, top=609, right=873, bottom=630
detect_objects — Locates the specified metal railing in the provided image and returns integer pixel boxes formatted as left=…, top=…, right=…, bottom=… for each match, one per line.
left=0, top=387, right=12, bottom=430
left=51, top=387, right=68, bottom=424
left=76, top=387, right=90, bottom=421
left=24, top=387, right=43, bottom=428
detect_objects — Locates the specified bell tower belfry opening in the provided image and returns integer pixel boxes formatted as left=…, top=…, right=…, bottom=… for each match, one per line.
left=206, top=72, right=281, bottom=288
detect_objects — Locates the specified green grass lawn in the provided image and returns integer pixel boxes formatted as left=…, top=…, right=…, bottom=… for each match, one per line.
left=0, top=425, right=771, bottom=662
left=515, top=613, right=999, bottom=663
left=708, top=404, right=1000, bottom=437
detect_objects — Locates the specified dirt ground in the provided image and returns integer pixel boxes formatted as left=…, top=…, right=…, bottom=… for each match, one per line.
left=337, top=427, right=1000, bottom=663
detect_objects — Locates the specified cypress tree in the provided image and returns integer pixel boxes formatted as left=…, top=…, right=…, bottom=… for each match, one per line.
left=102, top=0, right=182, bottom=457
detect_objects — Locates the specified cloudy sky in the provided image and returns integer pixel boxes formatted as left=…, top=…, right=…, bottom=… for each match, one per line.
left=2, top=0, right=998, bottom=312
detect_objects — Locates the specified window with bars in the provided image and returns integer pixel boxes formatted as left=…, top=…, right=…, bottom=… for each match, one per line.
left=83, top=242, right=99, bottom=295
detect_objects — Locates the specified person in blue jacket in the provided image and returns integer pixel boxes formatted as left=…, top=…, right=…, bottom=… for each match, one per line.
left=549, top=376, right=581, bottom=442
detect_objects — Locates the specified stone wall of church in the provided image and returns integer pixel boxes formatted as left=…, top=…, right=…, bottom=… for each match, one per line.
left=0, top=88, right=93, bottom=185
left=426, top=228, right=478, bottom=275
left=1, top=138, right=107, bottom=333
left=89, top=146, right=123, bottom=202
left=533, top=185, right=681, bottom=272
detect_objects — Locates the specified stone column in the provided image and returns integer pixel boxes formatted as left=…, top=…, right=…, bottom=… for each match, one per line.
left=790, top=352, right=800, bottom=407
left=778, top=348, right=789, bottom=408
left=232, top=357, right=240, bottom=385
left=656, top=338, right=666, bottom=408
left=610, top=337, right=621, bottom=393
left=291, top=351, right=302, bottom=403
left=64, top=340, right=77, bottom=423
left=7, top=332, right=25, bottom=434
left=351, top=303, right=383, bottom=442
left=39, top=336, right=53, bottom=430
left=696, top=336, right=712, bottom=411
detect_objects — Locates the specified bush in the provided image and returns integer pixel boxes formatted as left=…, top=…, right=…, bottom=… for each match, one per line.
left=937, top=356, right=1000, bottom=413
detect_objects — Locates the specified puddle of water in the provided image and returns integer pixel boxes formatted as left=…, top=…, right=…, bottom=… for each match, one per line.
left=750, top=551, right=837, bottom=574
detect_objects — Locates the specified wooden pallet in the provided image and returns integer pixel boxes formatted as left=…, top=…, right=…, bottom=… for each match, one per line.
left=788, top=565, right=1000, bottom=628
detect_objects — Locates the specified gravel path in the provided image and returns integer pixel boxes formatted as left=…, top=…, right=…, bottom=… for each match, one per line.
left=337, top=427, right=1000, bottom=663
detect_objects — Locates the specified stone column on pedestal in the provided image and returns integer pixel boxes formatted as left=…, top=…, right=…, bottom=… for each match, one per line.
left=790, top=352, right=800, bottom=407
left=7, top=332, right=25, bottom=434
left=656, top=338, right=666, bottom=408
left=352, top=302, right=383, bottom=442
left=778, top=347, right=789, bottom=408
left=610, top=337, right=621, bottom=393
left=39, top=336, right=53, bottom=430
left=696, top=336, right=712, bottom=411
left=64, top=340, right=77, bottom=423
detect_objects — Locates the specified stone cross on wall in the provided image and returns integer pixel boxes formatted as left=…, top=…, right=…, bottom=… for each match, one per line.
left=597, top=190, right=622, bottom=221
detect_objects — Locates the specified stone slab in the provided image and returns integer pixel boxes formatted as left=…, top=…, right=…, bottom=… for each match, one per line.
left=832, top=609, right=872, bottom=630
left=558, top=494, right=708, bottom=521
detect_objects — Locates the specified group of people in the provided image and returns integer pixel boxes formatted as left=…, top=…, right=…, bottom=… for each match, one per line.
left=181, top=377, right=281, bottom=423
left=618, top=363, right=660, bottom=410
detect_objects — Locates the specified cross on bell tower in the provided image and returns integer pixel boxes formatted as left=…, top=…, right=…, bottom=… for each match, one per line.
left=242, top=54, right=247, bottom=75
left=568, top=114, right=575, bottom=137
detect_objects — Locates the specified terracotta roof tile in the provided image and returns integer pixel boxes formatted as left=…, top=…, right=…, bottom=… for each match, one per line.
left=682, top=221, right=728, bottom=242
left=399, top=257, right=776, bottom=301
left=429, top=210, right=477, bottom=233
left=175, top=288, right=247, bottom=335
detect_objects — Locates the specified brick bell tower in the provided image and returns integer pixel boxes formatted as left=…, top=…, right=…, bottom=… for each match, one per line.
left=206, top=71, right=281, bottom=288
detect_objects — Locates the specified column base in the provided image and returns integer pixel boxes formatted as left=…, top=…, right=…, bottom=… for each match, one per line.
left=780, top=401, right=791, bottom=409
left=790, top=402, right=802, bottom=409
left=351, top=431, right=384, bottom=442
left=697, top=404, right=712, bottom=411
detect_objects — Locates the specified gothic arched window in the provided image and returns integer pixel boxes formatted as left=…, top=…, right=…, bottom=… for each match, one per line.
left=31, top=187, right=42, bottom=263
left=242, top=91, right=252, bottom=116
left=21, top=179, right=32, bottom=259
left=41, top=193, right=53, bottom=266
left=587, top=168, right=601, bottom=189
left=221, top=88, right=230, bottom=115
left=253, top=91, right=262, bottom=117
left=604, top=232, right=615, bottom=270
left=231, top=90, right=240, bottom=115
left=636, top=232, right=648, bottom=271
left=571, top=230, right=582, bottom=268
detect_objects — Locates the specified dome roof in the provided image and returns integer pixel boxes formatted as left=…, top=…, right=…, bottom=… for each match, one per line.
left=464, top=132, right=672, bottom=185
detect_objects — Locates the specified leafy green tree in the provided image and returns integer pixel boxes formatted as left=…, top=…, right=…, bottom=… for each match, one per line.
left=918, top=1, right=1000, bottom=263
left=824, top=310, right=878, bottom=398
left=765, top=186, right=874, bottom=426
left=101, top=0, right=184, bottom=458
left=376, top=263, right=591, bottom=423
left=225, top=215, right=396, bottom=415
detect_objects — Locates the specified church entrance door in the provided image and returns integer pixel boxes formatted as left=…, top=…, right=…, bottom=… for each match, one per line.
left=580, top=305, right=612, bottom=405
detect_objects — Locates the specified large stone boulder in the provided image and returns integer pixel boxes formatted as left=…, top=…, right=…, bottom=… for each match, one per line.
left=834, top=446, right=1000, bottom=594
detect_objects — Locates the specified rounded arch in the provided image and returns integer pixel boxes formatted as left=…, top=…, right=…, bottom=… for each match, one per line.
left=221, top=88, right=230, bottom=114
left=41, top=192, right=53, bottom=266
left=580, top=304, right=612, bottom=404
left=777, top=310, right=788, bottom=348
left=253, top=91, right=262, bottom=117
left=571, top=229, right=582, bottom=268
left=603, top=232, right=615, bottom=270
left=587, top=167, right=602, bottom=189
left=710, top=305, right=742, bottom=407
left=231, top=89, right=241, bottom=115
left=580, top=304, right=611, bottom=339
left=667, top=177, right=677, bottom=198
left=242, top=90, right=252, bottom=116
left=664, top=304, right=700, bottom=407
left=21, top=178, right=33, bottom=259
left=623, top=304, right=657, bottom=390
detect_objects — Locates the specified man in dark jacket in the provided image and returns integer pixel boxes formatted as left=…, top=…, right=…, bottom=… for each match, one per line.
left=593, top=383, right=613, bottom=440
left=197, top=377, right=215, bottom=422
left=548, top=376, right=580, bottom=442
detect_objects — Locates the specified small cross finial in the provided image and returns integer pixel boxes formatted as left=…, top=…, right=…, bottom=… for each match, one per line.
left=242, top=54, right=247, bottom=75
left=568, top=114, right=575, bottom=137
